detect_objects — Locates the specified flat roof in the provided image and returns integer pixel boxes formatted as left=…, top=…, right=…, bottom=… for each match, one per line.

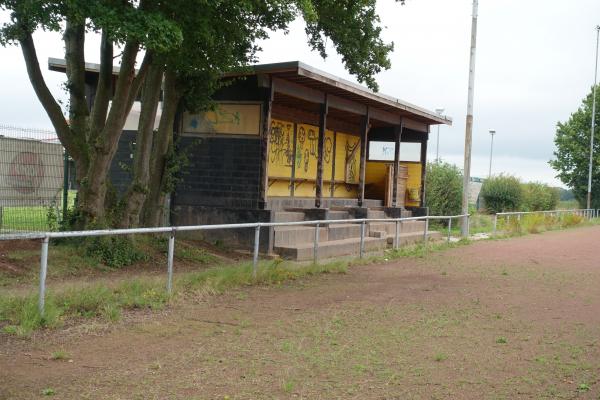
left=48, top=58, right=451, bottom=126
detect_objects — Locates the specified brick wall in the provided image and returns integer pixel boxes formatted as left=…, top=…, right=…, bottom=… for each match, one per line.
left=109, top=130, right=136, bottom=196
left=173, top=136, right=262, bottom=209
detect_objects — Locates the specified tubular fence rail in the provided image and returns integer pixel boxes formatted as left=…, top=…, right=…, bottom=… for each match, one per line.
left=0, top=208, right=597, bottom=317
left=492, top=208, right=597, bottom=236
left=0, top=214, right=470, bottom=317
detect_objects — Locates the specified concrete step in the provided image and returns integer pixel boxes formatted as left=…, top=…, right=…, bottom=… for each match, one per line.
left=386, top=231, right=443, bottom=246
left=367, top=209, right=386, bottom=219
left=327, top=210, right=350, bottom=220
left=368, top=220, right=426, bottom=235
left=328, top=223, right=362, bottom=240
left=272, top=211, right=305, bottom=223
left=275, top=236, right=388, bottom=261
left=273, top=226, right=328, bottom=247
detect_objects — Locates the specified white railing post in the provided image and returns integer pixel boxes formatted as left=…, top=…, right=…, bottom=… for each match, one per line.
left=423, top=217, right=429, bottom=246
left=467, top=214, right=470, bottom=236
left=253, top=225, right=260, bottom=278
left=359, top=221, right=365, bottom=258
left=493, top=214, right=498, bottom=236
left=38, top=236, right=49, bottom=317
left=313, top=222, right=320, bottom=264
left=447, top=217, right=452, bottom=243
left=394, top=219, right=400, bottom=249
left=166, top=230, right=175, bottom=295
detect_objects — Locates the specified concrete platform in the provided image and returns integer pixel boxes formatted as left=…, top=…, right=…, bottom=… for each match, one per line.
left=275, top=236, right=388, bottom=261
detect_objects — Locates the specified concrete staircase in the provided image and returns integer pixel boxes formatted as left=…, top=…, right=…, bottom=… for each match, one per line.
left=272, top=208, right=440, bottom=261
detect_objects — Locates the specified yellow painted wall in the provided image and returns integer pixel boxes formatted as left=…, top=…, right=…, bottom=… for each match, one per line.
left=364, top=161, right=422, bottom=207
left=404, top=162, right=422, bottom=207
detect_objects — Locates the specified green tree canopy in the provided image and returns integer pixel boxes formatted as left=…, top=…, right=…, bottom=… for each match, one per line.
left=0, top=0, right=403, bottom=228
left=549, top=85, right=600, bottom=208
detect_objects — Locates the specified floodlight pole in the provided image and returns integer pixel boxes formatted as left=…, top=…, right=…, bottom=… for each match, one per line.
left=435, top=108, right=444, bottom=162
left=587, top=25, right=600, bottom=209
left=488, top=129, right=496, bottom=178
left=461, top=0, right=479, bottom=237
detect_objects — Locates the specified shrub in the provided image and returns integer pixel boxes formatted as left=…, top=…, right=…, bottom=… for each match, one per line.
left=425, top=161, right=463, bottom=216
left=522, top=182, right=559, bottom=211
left=480, top=174, right=523, bottom=213
left=85, top=236, right=147, bottom=268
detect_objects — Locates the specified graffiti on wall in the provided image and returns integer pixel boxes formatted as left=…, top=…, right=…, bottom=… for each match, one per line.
left=269, top=120, right=294, bottom=168
left=268, top=119, right=360, bottom=188
left=182, top=103, right=261, bottom=135
left=345, top=138, right=360, bottom=184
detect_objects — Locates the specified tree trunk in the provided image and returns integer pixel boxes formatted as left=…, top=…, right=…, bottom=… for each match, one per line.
left=77, top=42, right=140, bottom=226
left=120, top=64, right=164, bottom=228
left=141, top=70, right=181, bottom=227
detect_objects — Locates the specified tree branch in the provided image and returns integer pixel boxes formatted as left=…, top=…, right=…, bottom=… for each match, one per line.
left=18, top=32, right=75, bottom=153
left=125, top=50, right=153, bottom=118
left=99, top=40, right=140, bottom=151
left=89, top=29, right=113, bottom=142
left=121, top=64, right=164, bottom=227
left=64, top=19, right=89, bottom=140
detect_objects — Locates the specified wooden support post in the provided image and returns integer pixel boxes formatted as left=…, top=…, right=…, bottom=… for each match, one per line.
left=420, top=132, right=429, bottom=208
left=315, top=95, right=328, bottom=208
left=290, top=122, right=298, bottom=201
left=258, top=78, right=275, bottom=209
left=358, top=109, right=370, bottom=207
left=392, top=121, right=404, bottom=207
left=330, top=131, right=337, bottom=198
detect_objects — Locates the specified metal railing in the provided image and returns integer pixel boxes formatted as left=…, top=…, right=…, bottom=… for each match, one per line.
left=492, top=208, right=596, bottom=236
left=0, top=213, right=470, bottom=316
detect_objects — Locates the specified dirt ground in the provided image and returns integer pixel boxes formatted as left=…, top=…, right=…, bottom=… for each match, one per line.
left=2, top=226, right=600, bottom=399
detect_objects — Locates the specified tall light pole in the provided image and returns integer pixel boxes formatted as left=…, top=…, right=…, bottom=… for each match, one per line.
left=587, top=25, right=600, bottom=210
left=461, top=0, right=479, bottom=237
left=488, top=129, right=496, bottom=178
left=435, top=108, right=445, bottom=162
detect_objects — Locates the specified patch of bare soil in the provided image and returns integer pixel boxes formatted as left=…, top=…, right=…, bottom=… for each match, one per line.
left=0, top=239, right=39, bottom=275
left=2, top=226, right=600, bottom=399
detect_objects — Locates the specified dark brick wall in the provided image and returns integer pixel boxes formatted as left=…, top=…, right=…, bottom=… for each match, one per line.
left=109, top=130, right=136, bottom=196
left=173, top=136, right=261, bottom=209
left=171, top=205, right=272, bottom=252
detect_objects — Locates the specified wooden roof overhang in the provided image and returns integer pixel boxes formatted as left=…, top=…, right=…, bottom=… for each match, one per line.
left=228, top=61, right=453, bottom=133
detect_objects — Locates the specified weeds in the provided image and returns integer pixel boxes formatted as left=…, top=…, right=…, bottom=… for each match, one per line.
left=50, top=350, right=70, bottom=360
left=0, top=259, right=348, bottom=336
left=498, top=213, right=587, bottom=237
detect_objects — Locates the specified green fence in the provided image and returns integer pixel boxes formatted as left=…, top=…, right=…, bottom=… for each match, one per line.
left=0, top=125, right=71, bottom=234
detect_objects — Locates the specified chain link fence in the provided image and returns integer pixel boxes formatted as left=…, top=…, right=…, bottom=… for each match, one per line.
left=0, top=124, right=69, bottom=233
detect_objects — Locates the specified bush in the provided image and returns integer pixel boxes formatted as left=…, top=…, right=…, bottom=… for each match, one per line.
left=85, top=236, right=147, bottom=268
left=522, top=182, right=559, bottom=211
left=425, top=161, right=463, bottom=216
left=480, top=174, right=523, bottom=214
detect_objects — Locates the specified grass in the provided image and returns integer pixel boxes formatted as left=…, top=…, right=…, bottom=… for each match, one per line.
left=0, top=235, right=472, bottom=336
left=0, top=213, right=596, bottom=337
left=0, top=190, right=77, bottom=233
left=0, top=258, right=349, bottom=336
left=497, top=212, right=595, bottom=237
left=50, top=350, right=70, bottom=360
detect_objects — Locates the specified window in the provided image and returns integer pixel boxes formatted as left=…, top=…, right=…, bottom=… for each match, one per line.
left=368, top=141, right=421, bottom=162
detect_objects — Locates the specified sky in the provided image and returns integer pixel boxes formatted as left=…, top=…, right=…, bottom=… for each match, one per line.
left=0, top=0, right=599, bottom=186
